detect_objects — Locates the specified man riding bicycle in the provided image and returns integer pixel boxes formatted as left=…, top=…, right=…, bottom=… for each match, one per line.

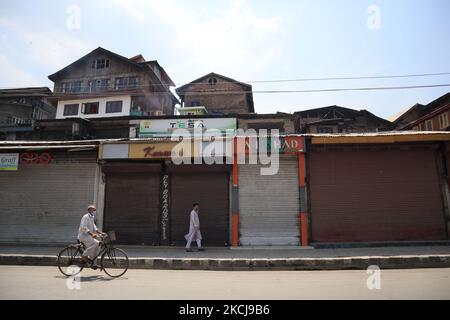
left=78, top=205, right=105, bottom=269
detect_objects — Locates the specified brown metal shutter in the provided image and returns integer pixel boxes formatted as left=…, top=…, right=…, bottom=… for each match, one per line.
left=103, top=166, right=161, bottom=245
left=309, top=145, right=447, bottom=243
left=170, top=166, right=230, bottom=246
left=0, top=152, right=97, bottom=245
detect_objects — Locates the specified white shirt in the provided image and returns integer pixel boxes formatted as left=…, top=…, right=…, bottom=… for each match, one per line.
left=78, top=213, right=98, bottom=239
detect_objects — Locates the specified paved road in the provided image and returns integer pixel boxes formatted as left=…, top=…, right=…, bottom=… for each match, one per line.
left=1, top=266, right=449, bottom=299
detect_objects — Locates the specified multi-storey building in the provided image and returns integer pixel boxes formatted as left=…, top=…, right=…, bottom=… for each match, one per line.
left=48, top=47, right=178, bottom=119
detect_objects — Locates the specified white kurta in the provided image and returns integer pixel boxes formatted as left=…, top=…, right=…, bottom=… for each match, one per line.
left=184, top=209, right=202, bottom=242
left=77, top=213, right=100, bottom=260
left=78, top=213, right=98, bottom=239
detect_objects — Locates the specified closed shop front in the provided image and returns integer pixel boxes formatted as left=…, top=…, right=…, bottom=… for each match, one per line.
left=238, top=155, right=300, bottom=245
left=103, top=164, right=161, bottom=245
left=309, top=144, right=447, bottom=243
left=0, top=151, right=98, bottom=244
left=170, top=165, right=231, bottom=246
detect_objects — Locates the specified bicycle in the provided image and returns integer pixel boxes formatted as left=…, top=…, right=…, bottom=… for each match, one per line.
left=57, top=231, right=129, bottom=278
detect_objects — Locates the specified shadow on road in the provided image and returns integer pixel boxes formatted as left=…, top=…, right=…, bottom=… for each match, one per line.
left=54, top=275, right=128, bottom=282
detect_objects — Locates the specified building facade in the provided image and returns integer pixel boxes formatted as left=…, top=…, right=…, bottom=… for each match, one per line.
left=393, top=92, right=450, bottom=131
left=0, top=87, right=55, bottom=141
left=1, top=132, right=449, bottom=246
left=48, top=47, right=178, bottom=119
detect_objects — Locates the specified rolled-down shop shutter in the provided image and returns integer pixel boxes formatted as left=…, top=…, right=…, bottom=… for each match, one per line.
left=0, top=152, right=97, bottom=244
left=170, top=165, right=230, bottom=247
left=239, top=155, right=300, bottom=246
left=103, top=164, right=161, bottom=245
left=309, top=145, right=447, bottom=243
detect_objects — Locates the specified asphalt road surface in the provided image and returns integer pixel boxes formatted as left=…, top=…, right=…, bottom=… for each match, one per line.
left=1, top=266, right=449, bottom=300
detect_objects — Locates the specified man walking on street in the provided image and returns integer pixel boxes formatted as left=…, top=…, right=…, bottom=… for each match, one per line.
left=185, top=203, right=204, bottom=252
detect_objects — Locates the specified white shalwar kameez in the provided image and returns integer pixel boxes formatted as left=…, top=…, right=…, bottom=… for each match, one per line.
left=185, top=209, right=202, bottom=249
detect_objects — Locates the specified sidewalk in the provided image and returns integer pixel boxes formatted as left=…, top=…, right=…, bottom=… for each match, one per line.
left=1, top=244, right=450, bottom=270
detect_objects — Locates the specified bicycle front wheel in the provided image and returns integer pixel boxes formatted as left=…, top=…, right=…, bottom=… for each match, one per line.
left=101, top=247, right=129, bottom=278
left=57, top=245, right=84, bottom=277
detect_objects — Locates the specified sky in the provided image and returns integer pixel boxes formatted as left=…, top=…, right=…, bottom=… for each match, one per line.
left=1, top=0, right=449, bottom=119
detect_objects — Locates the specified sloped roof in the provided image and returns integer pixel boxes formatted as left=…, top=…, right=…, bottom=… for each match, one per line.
left=175, top=72, right=254, bottom=113
left=402, top=103, right=450, bottom=130
left=175, top=72, right=252, bottom=93
left=48, top=47, right=145, bottom=81
left=294, top=105, right=361, bottom=117
left=141, top=60, right=175, bottom=86
left=358, top=109, right=393, bottom=126
left=394, top=92, right=450, bottom=129
left=0, top=87, right=53, bottom=98
left=389, top=103, right=426, bottom=124
left=294, top=105, right=392, bottom=127
left=47, top=47, right=175, bottom=87
left=425, top=92, right=450, bottom=112
left=129, top=54, right=146, bottom=63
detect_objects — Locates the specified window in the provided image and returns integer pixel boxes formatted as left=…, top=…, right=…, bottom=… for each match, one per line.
left=439, top=113, right=449, bottom=129
left=208, top=77, right=217, bottom=86
left=63, top=104, right=79, bottom=116
left=317, top=127, right=333, bottom=134
left=71, top=81, right=82, bottom=93
left=82, top=102, right=99, bottom=115
left=61, top=83, right=69, bottom=93
left=100, top=79, right=110, bottom=91
left=115, top=77, right=127, bottom=90
left=425, top=120, right=433, bottom=131
left=128, top=77, right=138, bottom=88
left=106, top=101, right=123, bottom=113
left=61, top=81, right=82, bottom=93
left=98, top=59, right=105, bottom=69
left=190, top=101, right=201, bottom=107
left=115, top=77, right=139, bottom=90
left=92, top=58, right=110, bottom=69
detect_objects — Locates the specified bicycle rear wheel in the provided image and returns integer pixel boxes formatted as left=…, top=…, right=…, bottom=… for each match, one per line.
left=101, top=247, right=129, bottom=278
left=57, top=245, right=84, bottom=277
